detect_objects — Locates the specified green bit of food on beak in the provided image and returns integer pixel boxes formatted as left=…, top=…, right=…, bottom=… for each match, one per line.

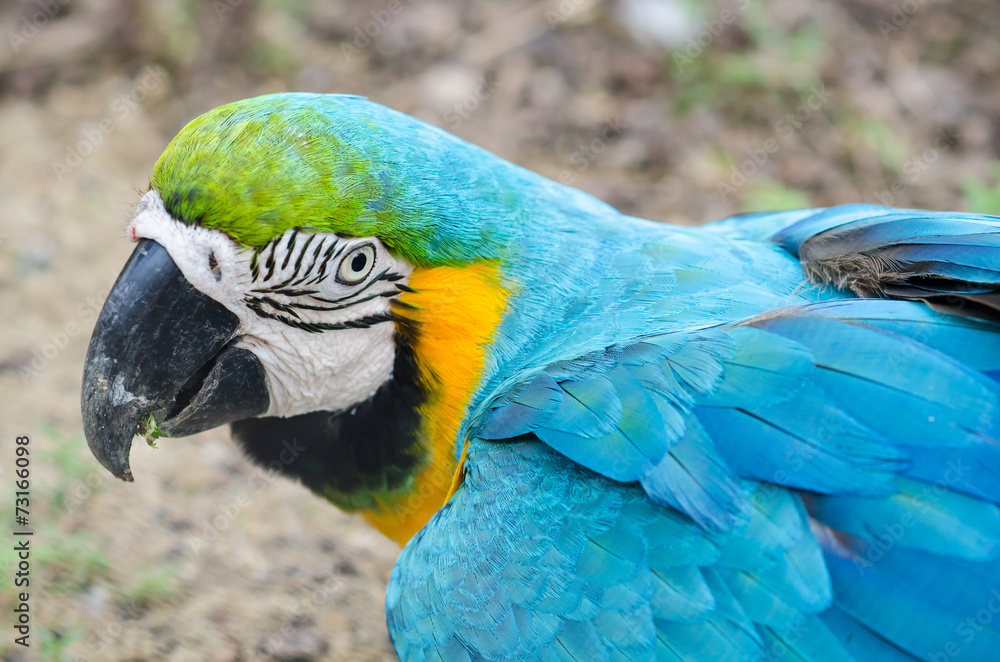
left=137, top=413, right=163, bottom=448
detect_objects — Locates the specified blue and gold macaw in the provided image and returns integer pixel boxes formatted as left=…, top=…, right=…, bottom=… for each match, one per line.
left=82, top=93, right=1000, bottom=661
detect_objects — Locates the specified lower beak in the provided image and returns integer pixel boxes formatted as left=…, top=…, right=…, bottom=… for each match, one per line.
left=81, top=239, right=269, bottom=480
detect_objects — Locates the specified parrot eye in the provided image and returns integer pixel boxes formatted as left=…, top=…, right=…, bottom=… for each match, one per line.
left=337, top=244, right=376, bottom=284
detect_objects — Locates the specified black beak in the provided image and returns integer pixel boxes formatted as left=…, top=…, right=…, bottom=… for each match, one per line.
left=81, top=239, right=269, bottom=480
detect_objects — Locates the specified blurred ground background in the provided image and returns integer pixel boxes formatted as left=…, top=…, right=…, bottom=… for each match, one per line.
left=0, top=0, right=998, bottom=660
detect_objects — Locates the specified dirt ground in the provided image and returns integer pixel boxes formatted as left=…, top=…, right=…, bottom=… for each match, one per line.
left=0, top=0, right=998, bottom=660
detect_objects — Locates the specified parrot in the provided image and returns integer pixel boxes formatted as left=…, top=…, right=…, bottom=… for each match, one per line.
left=81, top=92, right=1000, bottom=662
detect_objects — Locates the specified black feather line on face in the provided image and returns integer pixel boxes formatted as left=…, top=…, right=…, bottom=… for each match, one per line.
left=307, top=268, right=393, bottom=305
left=292, top=233, right=315, bottom=281
left=245, top=265, right=405, bottom=332
left=244, top=298, right=397, bottom=333
left=308, top=242, right=341, bottom=285
left=289, top=238, right=327, bottom=287
left=261, top=235, right=349, bottom=292
left=243, top=231, right=408, bottom=332
left=230, top=327, right=426, bottom=511
left=250, top=248, right=261, bottom=282
left=253, top=296, right=303, bottom=319
left=262, top=240, right=278, bottom=281
left=250, top=287, right=321, bottom=296
left=279, top=289, right=399, bottom=313
left=281, top=229, right=298, bottom=270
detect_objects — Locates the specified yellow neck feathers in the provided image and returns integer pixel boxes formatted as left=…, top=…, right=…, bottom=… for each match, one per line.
left=360, top=263, right=509, bottom=545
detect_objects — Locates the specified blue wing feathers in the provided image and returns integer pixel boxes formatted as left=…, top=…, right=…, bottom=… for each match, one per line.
left=548, top=375, right=624, bottom=438
left=654, top=569, right=763, bottom=662
left=799, top=299, right=1000, bottom=375
left=810, top=477, right=1000, bottom=561
left=648, top=566, right=715, bottom=622
left=824, top=545, right=1000, bottom=660
left=699, top=326, right=813, bottom=409
left=699, top=384, right=904, bottom=495
left=390, top=205, right=1000, bottom=661
left=639, top=417, right=751, bottom=532
left=818, top=607, right=921, bottom=662
left=757, top=616, right=857, bottom=662
left=866, top=546, right=1000, bottom=615
left=716, top=484, right=831, bottom=629
left=771, top=206, right=1000, bottom=257
left=714, top=483, right=804, bottom=574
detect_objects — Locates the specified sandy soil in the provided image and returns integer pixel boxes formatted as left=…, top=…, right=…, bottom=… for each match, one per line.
left=0, top=0, right=998, bottom=660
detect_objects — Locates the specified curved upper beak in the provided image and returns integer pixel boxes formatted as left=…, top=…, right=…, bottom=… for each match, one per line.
left=82, top=239, right=269, bottom=480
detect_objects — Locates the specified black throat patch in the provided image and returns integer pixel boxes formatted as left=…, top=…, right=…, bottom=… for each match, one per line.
left=229, top=328, right=426, bottom=511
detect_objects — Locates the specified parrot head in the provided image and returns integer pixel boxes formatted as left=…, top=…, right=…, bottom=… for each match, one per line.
left=80, top=93, right=549, bottom=542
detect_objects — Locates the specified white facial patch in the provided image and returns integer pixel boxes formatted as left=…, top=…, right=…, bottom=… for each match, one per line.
left=128, top=190, right=413, bottom=418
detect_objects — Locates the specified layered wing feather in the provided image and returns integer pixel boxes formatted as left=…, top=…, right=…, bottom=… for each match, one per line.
left=388, top=206, right=1000, bottom=661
